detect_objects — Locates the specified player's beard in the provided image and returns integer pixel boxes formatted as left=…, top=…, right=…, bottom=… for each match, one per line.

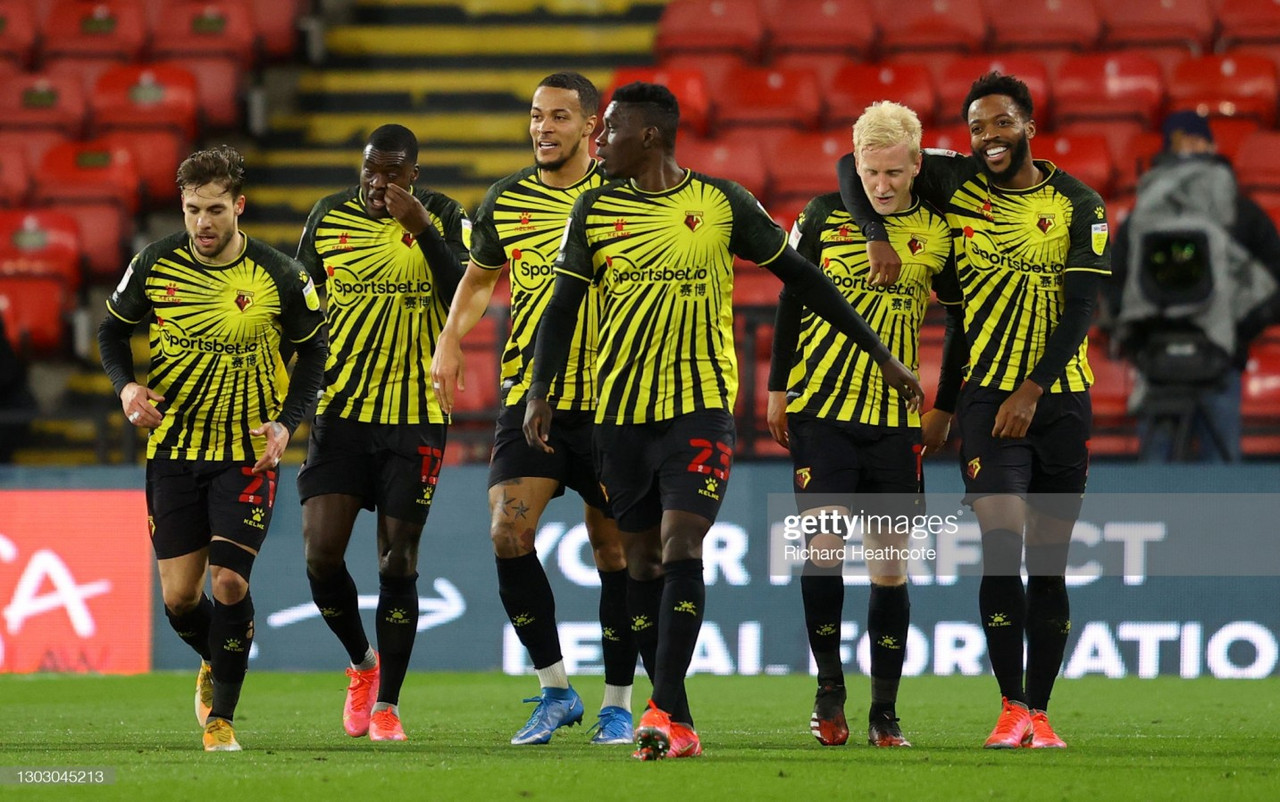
left=191, top=228, right=234, bottom=261
left=974, top=131, right=1031, bottom=184
left=535, top=137, right=582, bottom=172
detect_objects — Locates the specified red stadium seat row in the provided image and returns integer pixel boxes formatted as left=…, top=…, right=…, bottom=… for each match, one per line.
left=0, top=0, right=303, bottom=68
left=0, top=0, right=307, bottom=132
left=619, top=51, right=1280, bottom=144
left=0, top=62, right=199, bottom=201
left=656, top=0, right=1277, bottom=68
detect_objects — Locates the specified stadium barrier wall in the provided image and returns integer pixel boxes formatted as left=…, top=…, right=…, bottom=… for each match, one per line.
left=0, top=464, right=1277, bottom=678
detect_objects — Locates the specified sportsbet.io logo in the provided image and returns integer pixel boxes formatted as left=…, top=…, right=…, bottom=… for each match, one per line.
left=510, top=247, right=556, bottom=287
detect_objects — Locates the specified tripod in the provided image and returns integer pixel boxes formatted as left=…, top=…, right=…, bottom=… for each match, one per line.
left=1136, top=380, right=1234, bottom=462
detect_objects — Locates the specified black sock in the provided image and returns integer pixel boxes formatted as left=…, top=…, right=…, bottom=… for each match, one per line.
left=627, top=575, right=663, bottom=682
left=599, top=568, right=637, bottom=688
left=166, top=593, right=212, bottom=661
left=868, top=582, right=909, bottom=715
left=375, top=573, right=419, bottom=705
left=307, top=563, right=370, bottom=665
left=651, top=560, right=704, bottom=717
left=980, top=575, right=1027, bottom=704
left=1026, top=575, right=1070, bottom=711
left=496, top=553, right=561, bottom=670
left=208, top=594, right=254, bottom=722
left=801, top=574, right=845, bottom=686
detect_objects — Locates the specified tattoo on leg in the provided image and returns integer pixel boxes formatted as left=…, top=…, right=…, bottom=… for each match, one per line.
left=497, top=489, right=530, bottom=521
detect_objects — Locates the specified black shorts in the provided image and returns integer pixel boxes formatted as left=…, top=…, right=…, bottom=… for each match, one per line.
left=488, top=402, right=608, bottom=511
left=957, top=384, right=1091, bottom=502
left=146, top=458, right=276, bottom=560
left=592, top=409, right=735, bottom=533
left=787, top=414, right=923, bottom=517
left=297, top=413, right=448, bottom=525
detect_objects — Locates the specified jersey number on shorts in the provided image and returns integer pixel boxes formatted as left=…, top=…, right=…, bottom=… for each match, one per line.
left=686, top=439, right=732, bottom=481
left=418, top=446, right=444, bottom=486
left=238, top=466, right=278, bottom=507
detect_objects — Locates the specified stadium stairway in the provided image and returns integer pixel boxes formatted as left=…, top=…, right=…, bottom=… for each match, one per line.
left=238, top=0, right=665, bottom=253
left=228, top=0, right=665, bottom=462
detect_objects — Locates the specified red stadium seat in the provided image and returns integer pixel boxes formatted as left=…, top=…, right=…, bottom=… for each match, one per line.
left=1035, top=133, right=1114, bottom=196
left=659, top=53, right=748, bottom=101
left=936, top=54, right=1050, bottom=127
left=1233, top=130, right=1280, bottom=193
left=0, top=0, right=38, bottom=68
left=0, top=274, right=68, bottom=355
left=768, top=196, right=812, bottom=233
left=917, top=333, right=944, bottom=409
left=0, top=208, right=82, bottom=294
left=1244, top=340, right=1280, bottom=418
left=1107, top=193, right=1135, bottom=227
left=0, top=130, right=71, bottom=176
left=1167, top=54, right=1278, bottom=126
left=1112, top=131, right=1163, bottom=194
left=0, top=151, right=29, bottom=206
left=41, top=0, right=148, bottom=65
left=826, top=62, right=937, bottom=128
left=767, top=0, right=876, bottom=62
left=764, top=130, right=847, bottom=205
left=874, top=0, right=989, bottom=56
left=770, top=52, right=855, bottom=89
left=151, top=0, right=256, bottom=130
left=655, top=0, right=766, bottom=61
left=1099, top=0, right=1215, bottom=54
left=1219, top=0, right=1280, bottom=51
left=732, top=266, right=781, bottom=307
left=33, top=139, right=139, bottom=278
left=0, top=72, right=87, bottom=137
left=254, top=0, right=302, bottom=59
left=923, top=123, right=972, bottom=153
left=452, top=314, right=501, bottom=415
left=1087, top=338, right=1135, bottom=420
left=610, top=66, right=712, bottom=136
left=678, top=137, right=768, bottom=199
left=1053, top=52, right=1165, bottom=128
left=716, top=66, right=823, bottom=133
left=982, top=0, right=1101, bottom=53
left=1209, top=116, right=1262, bottom=166
left=90, top=63, right=198, bottom=204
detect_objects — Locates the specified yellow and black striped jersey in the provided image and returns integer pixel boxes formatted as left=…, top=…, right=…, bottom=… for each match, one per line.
left=470, top=162, right=606, bottom=410
left=918, top=155, right=1111, bottom=392
left=297, top=186, right=469, bottom=424
left=785, top=193, right=956, bottom=427
left=557, top=169, right=787, bottom=424
left=106, top=232, right=325, bottom=461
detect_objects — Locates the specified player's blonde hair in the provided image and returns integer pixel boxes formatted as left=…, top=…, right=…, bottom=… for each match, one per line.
left=852, top=101, right=923, bottom=160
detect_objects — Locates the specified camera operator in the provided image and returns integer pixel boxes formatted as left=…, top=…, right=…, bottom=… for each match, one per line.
left=1107, top=111, right=1280, bottom=462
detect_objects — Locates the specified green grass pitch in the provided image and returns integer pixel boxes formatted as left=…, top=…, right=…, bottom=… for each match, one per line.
left=3, top=673, right=1277, bottom=800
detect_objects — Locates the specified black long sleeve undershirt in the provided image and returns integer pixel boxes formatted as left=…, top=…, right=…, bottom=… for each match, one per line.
left=935, top=303, right=967, bottom=413
left=276, top=329, right=327, bottom=435
left=98, top=314, right=138, bottom=397
left=415, top=224, right=464, bottom=306
left=763, top=246, right=891, bottom=364
left=767, top=287, right=802, bottom=392
left=1027, top=270, right=1100, bottom=390
left=529, top=275, right=589, bottom=401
